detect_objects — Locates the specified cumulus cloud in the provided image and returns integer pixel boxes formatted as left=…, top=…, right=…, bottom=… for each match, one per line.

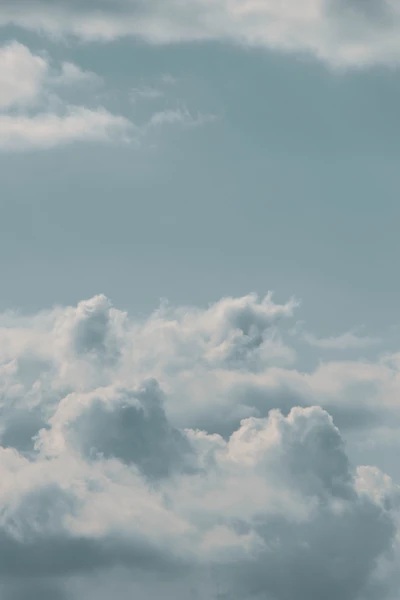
left=0, top=41, right=48, bottom=110
left=0, top=41, right=132, bottom=150
left=0, top=292, right=398, bottom=599
left=38, top=380, right=192, bottom=479
left=0, top=0, right=400, bottom=68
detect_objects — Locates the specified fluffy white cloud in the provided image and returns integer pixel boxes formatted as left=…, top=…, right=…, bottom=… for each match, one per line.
left=0, top=0, right=400, bottom=68
left=0, top=292, right=398, bottom=599
left=0, top=108, right=132, bottom=150
left=0, top=42, right=101, bottom=111
left=0, top=41, right=132, bottom=150
left=0, top=41, right=48, bottom=110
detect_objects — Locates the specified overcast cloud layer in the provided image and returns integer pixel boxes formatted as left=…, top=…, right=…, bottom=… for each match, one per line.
left=0, top=292, right=398, bottom=599
left=1, top=0, right=400, bottom=67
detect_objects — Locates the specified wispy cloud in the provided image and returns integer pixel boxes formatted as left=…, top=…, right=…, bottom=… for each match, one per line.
left=148, top=108, right=216, bottom=128
left=160, top=74, right=177, bottom=86
left=130, top=75, right=178, bottom=103
left=51, top=61, right=103, bottom=87
left=302, top=330, right=382, bottom=350
left=130, top=84, right=164, bottom=103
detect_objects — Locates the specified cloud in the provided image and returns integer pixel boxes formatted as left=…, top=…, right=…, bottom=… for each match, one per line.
left=0, top=41, right=213, bottom=150
left=302, top=331, right=382, bottom=350
left=0, top=41, right=48, bottom=110
left=148, top=108, right=216, bottom=128
left=0, top=41, right=101, bottom=110
left=0, top=292, right=398, bottom=598
left=160, top=74, right=177, bottom=85
left=0, top=108, right=132, bottom=150
left=0, top=0, right=400, bottom=68
left=38, top=380, right=192, bottom=479
left=130, top=85, right=164, bottom=103
left=51, top=62, right=103, bottom=87
left=0, top=41, right=132, bottom=150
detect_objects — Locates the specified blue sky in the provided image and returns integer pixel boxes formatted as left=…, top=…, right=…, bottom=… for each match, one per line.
left=2, top=29, right=400, bottom=339
left=2, top=2, right=400, bottom=599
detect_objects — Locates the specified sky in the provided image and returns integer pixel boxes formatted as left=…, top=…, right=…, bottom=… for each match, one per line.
left=1, top=1, right=400, bottom=599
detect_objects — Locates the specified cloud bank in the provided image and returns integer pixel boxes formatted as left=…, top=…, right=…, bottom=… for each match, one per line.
left=0, top=0, right=400, bottom=68
left=0, top=292, right=399, bottom=599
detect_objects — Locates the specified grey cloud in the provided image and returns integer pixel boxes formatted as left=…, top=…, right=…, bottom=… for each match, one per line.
left=228, top=499, right=393, bottom=600
left=327, top=0, right=393, bottom=23
left=274, top=406, right=352, bottom=498
left=0, top=294, right=397, bottom=599
left=0, top=533, right=184, bottom=579
left=42, top=380, right=192, bottom=478
left=2, top=580, right=68, bottom=600
left=188, top=407, right=396, bottom=600
left=69, top=295, right=123, bottom=364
